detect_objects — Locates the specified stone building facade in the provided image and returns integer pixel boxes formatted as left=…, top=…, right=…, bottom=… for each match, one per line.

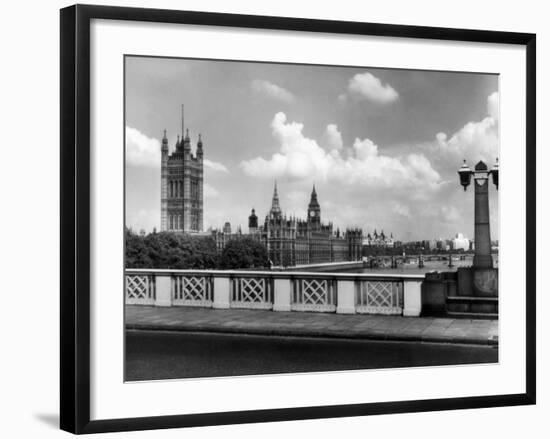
left=212, top=183, right=363, bottom=267
left=160, top=112, right=203, bottom=233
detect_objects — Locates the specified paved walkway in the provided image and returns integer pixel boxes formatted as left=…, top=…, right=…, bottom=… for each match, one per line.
left=126, top=305, right=498, bottom=346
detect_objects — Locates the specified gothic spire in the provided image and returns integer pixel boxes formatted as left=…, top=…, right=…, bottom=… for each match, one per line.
left=181, top=104, right=189, bottom=139
left=270, top=181, right=282, bottom=216
left=183, top=128, right=191, bottom=150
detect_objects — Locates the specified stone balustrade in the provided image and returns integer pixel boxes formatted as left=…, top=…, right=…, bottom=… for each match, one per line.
left=125, top=269, right=424, bottom=316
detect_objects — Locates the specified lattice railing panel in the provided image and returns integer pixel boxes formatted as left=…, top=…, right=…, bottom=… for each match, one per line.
left=292, top=278, right=336, bottom=312
left=172, top=275, right=212, bottom=307
left=303, top=279, right=329, bottom=305
left=231, top=277, right=272, bottom=309
left=126, top=274, right=155, bottom=305
left=240, top=278, right=266, bottom=302
left=356, top=281, right=403, bottom=315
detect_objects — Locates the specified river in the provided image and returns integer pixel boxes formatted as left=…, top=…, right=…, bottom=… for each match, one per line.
left=333, top=254, right=498, bottom=275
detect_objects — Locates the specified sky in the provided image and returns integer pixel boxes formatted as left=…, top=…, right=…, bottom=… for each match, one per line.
left=125, top=56, right=499, bottom=242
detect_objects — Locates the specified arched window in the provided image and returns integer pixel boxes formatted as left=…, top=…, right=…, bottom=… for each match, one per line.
left=169, top=215, right=173, bottom=230
left=177, top=215, right=181, bottom=230
left=179, top=181, right=183, bottom=198
left=170, top=181, right=174, bottom=198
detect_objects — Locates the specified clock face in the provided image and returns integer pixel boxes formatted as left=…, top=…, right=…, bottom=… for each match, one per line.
left=310, top=211, right=316, bottom=217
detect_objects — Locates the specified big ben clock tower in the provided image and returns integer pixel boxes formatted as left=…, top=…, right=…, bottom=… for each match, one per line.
left=307, top=184, right=321, bottom=231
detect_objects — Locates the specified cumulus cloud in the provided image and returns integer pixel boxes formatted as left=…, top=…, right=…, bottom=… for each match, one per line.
left=325, top=124, right=343, bottom=150
left=251, top=79, right=294, bottom=103
left=203, top=159, right=229, bottom=173
left=339, top=72, right=399, bottom=104
left=126, top=126, right=160, bottom=167
left=432, top=92, right=499, bottom=165
left=240, top=112, right=441, bottom=191
left=487, top=91, right=499, bottom=121
left=204, top=183, right=220, bottom=198
left=126, top=126, right=228, bottom=172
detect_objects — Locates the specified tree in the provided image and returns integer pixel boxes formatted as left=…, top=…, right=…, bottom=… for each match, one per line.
left=219, top=237, right=269, bottom=269
left=125, top=227, right=152, bottom=268
left=125, top=229, right=219, bottom=269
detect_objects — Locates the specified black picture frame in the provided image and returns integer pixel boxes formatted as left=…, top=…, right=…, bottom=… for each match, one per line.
left=60, top=4, right=536, bottom=434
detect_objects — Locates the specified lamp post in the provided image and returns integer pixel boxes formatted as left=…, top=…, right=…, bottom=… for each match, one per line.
left=458, top=159, right=498, bottom=269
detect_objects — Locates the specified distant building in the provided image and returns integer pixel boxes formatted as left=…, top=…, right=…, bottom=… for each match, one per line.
left=248, top=208, right=258, bottom=234
left=212, top=183, right=363, bottom=267
left=452, top=233, right=470, bottom=251
left=160, top=107, right=203, bottom=233
left=421, top=240, right=431, bottom=250
left=363, top=229, right=394, bottom=247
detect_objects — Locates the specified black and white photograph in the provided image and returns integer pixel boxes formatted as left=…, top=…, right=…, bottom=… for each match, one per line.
left=124, top=56, right=500, bottom=381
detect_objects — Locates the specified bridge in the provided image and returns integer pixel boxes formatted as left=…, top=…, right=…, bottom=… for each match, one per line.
left=364, top=254, right=472, bottom=268
left=275, top=255, right=472, bottom=271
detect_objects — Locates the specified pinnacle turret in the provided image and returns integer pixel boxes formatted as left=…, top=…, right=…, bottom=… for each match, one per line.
left=270, top=182, right=282, bottom=217
left=197, top=133, right=203, bottom=157
left=183, top=128, right=191, bottom=151
left=161, top=129, right=169, bottom=152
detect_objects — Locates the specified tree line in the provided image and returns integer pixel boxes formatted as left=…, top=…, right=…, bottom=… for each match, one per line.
left=125, top=228, right=269, bottom=270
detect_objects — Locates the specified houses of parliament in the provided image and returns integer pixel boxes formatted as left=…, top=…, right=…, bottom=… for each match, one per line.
left=160, top=108, right=362, bottom=267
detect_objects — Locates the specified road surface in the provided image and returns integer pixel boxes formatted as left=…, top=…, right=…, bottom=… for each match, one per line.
left=125, top=329, right=498, bottom=381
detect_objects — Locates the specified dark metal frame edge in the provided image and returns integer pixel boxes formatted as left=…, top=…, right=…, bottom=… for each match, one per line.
left=60, top=3, right=537, bottom=434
